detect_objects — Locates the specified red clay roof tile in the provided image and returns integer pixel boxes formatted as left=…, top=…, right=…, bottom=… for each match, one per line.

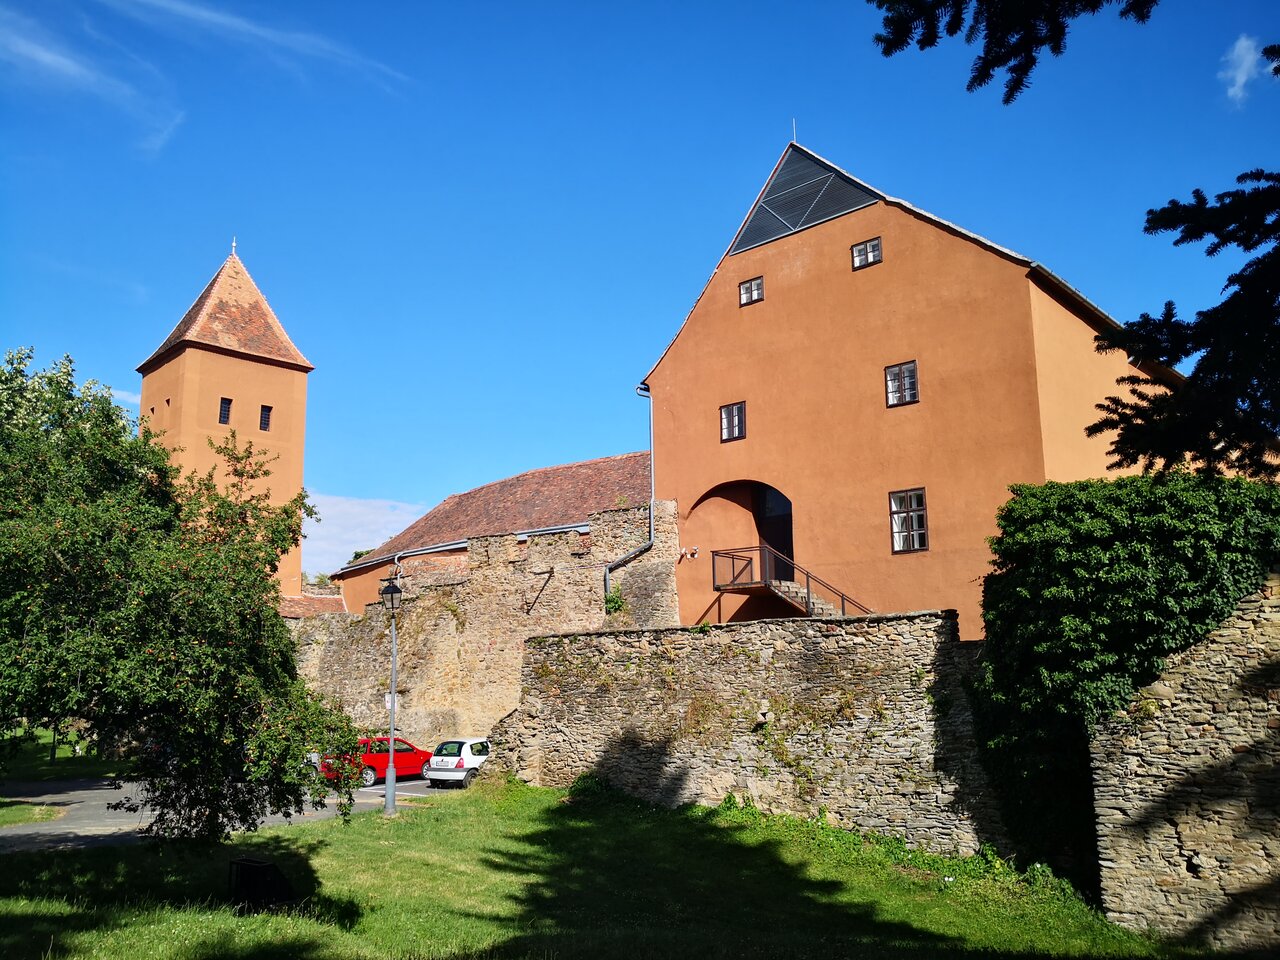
left=137, top=253, right=312, bottom=374
left=337, top=452, right=650, bottom=575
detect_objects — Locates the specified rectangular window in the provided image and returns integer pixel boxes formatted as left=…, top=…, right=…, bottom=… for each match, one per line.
left=738, top=276, right=764, bottom=306
left=218, top=397, right=232, bottom=424
left=720, top=401, right=746, bottom=442
left=852, top=237, right=883, bottom=270
left=885, top=361, right=919, bottom=407
left=889, top=488, right=928, bottom=553
left=259, top=405, right=272, bottom=431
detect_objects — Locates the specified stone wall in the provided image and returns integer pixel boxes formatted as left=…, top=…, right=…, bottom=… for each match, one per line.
left=291, top=502, right=680, bottom=749
left=1092, top=570, right=1280, bottom=952
left=490, top=612, right=1006, bottom=855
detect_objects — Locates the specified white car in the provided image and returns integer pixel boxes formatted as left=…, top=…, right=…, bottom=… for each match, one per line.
left=426, top=738, right=490, bottom=788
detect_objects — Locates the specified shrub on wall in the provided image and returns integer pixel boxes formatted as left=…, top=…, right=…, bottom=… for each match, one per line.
left=976, top=472, right=1280, bottom=881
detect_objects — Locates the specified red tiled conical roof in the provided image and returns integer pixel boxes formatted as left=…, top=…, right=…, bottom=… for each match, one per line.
left=338, top=452, right=651, bottom=575
left=137, top=253, right=312, bottom=374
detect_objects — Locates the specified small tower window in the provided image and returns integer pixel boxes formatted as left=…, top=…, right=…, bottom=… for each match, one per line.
left=218, top=397, right=232, bottom=424
left=259, top=405, right=273, bottom=431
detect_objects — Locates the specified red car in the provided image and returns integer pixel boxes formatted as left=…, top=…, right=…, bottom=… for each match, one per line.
left=320, top=737, right=433, bottom=787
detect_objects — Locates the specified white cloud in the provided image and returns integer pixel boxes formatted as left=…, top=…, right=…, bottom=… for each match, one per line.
left=110, top=386, right=142, bottom=406
left=302, top=493, right=425, bottom=578
left=1219, top=34, right=1262, bottom=105
left=0, top=4, right=183, bottom=151
left=97, top=0, right=407, bottom=83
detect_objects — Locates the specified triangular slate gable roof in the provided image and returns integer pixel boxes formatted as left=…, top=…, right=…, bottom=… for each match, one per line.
left=729, top=143, right=884, bottom=255
left=643, top=142, right=1168, bottom=387
left=138, top=253, right=313, bottom=374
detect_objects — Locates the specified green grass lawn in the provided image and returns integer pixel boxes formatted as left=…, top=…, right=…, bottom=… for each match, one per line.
left=0, top=799, right=61, bottom=828
left=0, top=778, right=1209, bottom=960
left=1, top=728, right=123, bottom=782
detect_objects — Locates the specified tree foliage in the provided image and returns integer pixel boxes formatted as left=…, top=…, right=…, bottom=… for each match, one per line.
left=0, top=349, right=360, bottom=839
left=869, top=0, right=1158, bottom=103
left=1089, top=171, right=1280, bottom=478
left=976, top=473, right=1280, bottom=866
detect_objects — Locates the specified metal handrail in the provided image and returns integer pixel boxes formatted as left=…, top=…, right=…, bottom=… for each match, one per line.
left=711, top=544, right=871, bottom=617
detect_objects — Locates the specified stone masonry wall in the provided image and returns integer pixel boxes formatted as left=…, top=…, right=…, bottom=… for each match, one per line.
left=1092, top=570, right=1280, bottom=952
left=291, top=501, right=680, bottom=749
left=490, top=612, right=1007, bottom=855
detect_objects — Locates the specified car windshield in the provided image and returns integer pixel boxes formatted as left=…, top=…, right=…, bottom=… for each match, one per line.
left=435, top=741, right=463, bottom=757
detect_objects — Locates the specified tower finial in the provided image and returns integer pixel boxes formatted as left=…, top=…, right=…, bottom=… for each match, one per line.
left=231, top=235, right=237, bottom=256
left=792, top=118, right=797, bottom=143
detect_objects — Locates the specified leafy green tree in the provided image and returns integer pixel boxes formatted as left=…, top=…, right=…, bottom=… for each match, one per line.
left=869, top=1, right=1159, bottom=103
left=978, top=474, right=1280, bottom=870
left=0, top=349, right=360, bottom=839
left=1088, top=172, right=1280, bottom=478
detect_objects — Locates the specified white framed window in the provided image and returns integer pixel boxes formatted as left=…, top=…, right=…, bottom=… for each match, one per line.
left=739, top=276, right=764, bottom=306
left=852, top=237, right=883, bottom=270
left=890, top=488, right=928, bottom=553
left=885, top=361, right=919, bottom=407
left=720, top=401, right=746, bottom=442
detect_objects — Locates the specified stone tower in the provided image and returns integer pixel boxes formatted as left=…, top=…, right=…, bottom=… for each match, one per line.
left=137, top=251, right=313, bottom=597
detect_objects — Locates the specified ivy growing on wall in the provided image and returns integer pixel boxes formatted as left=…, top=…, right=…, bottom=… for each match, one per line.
left=976, top=472, right=1280, bottom=882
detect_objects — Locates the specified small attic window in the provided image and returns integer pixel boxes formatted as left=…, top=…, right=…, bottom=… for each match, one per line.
left=739, top=277, right=764, bottom=306
left=852, top=237, right=883, bottom=271
left=218, top=397, right=232, bottom=424
left=259, top=405, right=272, bottom=431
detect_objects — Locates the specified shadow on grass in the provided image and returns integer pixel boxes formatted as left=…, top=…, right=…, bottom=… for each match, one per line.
left=0, top=833, right=362, bottom=960
left=457, top=734, right=1076, bottom=960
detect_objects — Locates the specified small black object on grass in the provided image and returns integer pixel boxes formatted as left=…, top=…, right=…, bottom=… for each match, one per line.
left=228, top=856, right=296, bottom=912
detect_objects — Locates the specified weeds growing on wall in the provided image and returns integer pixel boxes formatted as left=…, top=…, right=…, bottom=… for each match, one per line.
left=977, top=472, right=1280, bottom=887
left=604, top=585, right=627, bottom=616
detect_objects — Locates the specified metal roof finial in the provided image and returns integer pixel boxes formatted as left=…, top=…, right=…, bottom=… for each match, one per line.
left=231, top=235, right=237, bottom=256
left=792, top=118, right=797, bottom=143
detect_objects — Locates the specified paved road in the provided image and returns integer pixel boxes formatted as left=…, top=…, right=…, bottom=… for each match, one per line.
left=0, top=777, right=448, bottom=853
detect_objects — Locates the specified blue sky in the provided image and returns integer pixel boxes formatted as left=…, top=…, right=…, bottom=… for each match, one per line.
left=2, top=0, right=1277, bottom=574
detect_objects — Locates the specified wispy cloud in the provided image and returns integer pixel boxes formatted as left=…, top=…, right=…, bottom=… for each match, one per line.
left=303, top=493, right=426, bottom=577
left=36, top=256, right=151, bottom=304
left=1219, top=34, right=1262, bottom=105
left=98, top=0, right=407, bottom=83
left=0, top=3, right=183, bottom=150
left=110, top=387, right=142, bottom=406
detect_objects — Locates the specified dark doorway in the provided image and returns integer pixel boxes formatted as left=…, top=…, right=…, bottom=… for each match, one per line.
left=753, top=485, right=794, bottom=582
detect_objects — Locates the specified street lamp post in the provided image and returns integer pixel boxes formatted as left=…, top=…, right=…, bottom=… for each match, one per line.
left=379, top=574, right=403, bottom=817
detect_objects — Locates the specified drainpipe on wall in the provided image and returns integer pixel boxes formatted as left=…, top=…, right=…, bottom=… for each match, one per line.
left=604, top=383, right=656, bottom=598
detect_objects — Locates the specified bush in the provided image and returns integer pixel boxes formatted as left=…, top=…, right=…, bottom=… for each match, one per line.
left=976, top=472, right=1280, bottom=878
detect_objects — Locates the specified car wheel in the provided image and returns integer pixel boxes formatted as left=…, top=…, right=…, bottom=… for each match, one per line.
left=461, top=769, right=476, bottom=789
left=360, top=766, right=377, bottom=788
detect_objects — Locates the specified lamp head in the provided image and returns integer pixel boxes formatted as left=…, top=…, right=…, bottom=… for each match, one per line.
left=379, top=578, right=402, bottom=612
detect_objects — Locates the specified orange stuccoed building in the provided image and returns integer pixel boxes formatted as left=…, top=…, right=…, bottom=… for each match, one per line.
left=644, top=143, right=1165, bottom=639
left=138, top=250, right=312, bottom=598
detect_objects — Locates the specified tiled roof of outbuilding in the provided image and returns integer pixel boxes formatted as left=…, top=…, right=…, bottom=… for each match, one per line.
left=137, top=253, right=313, bottom=374
left=336, top=452, right=650, bottom=576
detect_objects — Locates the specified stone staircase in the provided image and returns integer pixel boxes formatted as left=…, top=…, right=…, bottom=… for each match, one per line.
left=766, top=579, right=845, bottom=618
